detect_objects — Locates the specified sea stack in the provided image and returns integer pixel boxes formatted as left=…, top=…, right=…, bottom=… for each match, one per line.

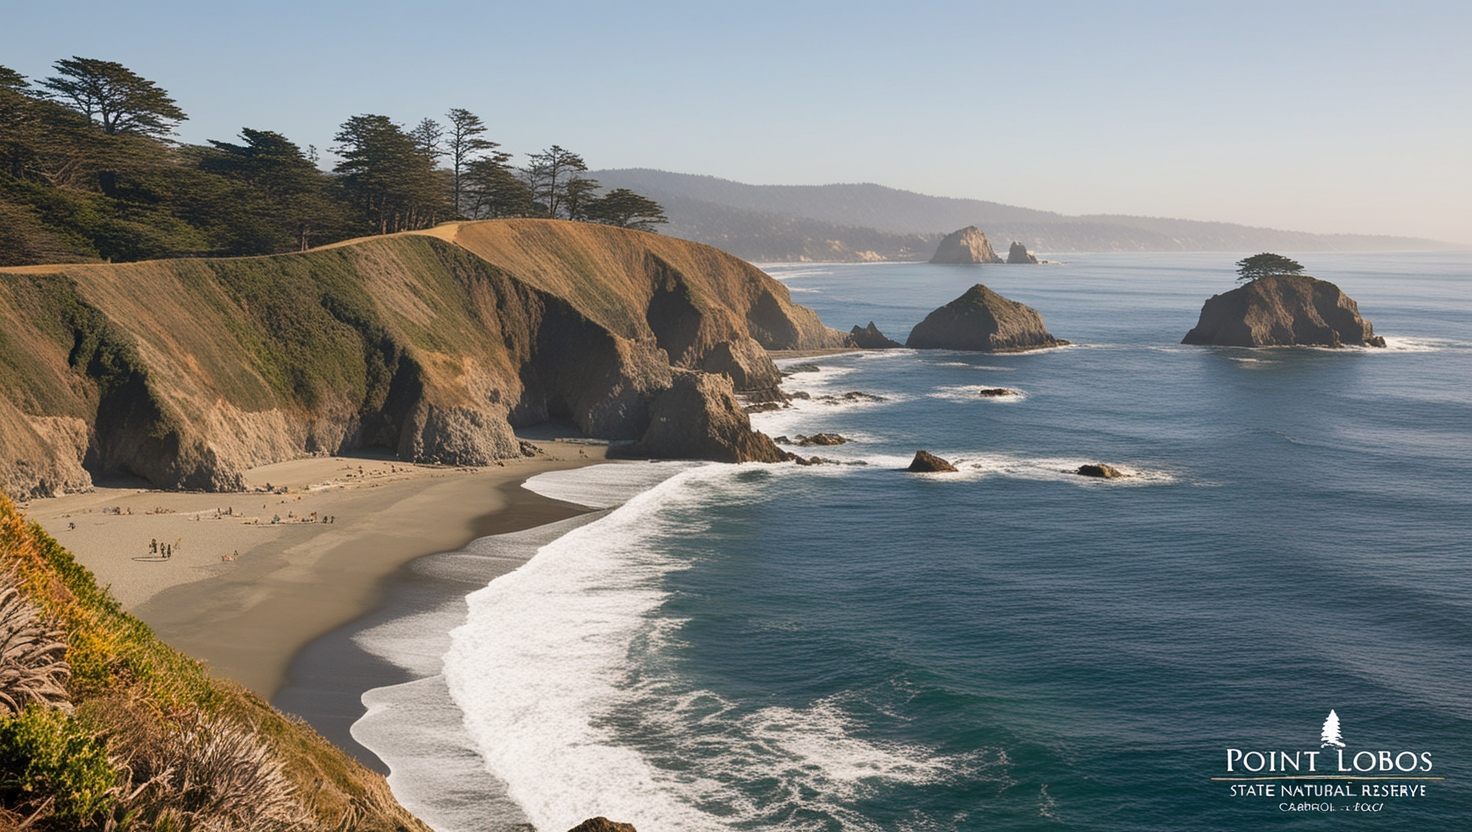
left=850, top=321, right=902, bottom=348
left=1182, top=275, right=1387, bottom=348
left=1007, top=242, right=1039, bottom=264
left=906, top=284, right=1067, bottom=352
left=930, top=226, right=1002, bottom=264
left=907, top=451, right=958, bottom=473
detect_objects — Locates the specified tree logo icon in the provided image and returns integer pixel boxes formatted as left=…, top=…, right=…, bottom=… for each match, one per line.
left=1321, top=710, right=1345, bottom=748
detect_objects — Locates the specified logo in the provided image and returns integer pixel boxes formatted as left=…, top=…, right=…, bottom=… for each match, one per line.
left=1320, top=710, right=1344, bottom=748
left=1214, top=710, right=1445, bottom=815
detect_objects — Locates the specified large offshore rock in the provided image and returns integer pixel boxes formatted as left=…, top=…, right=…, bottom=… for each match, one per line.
left=906, top=284, right=1067, bottom=352
left=627, top=370, right=789, bottom=463
left=907, top=450, right=958, bottom=473
left=1006, top=242, right=1039, bottom=264
left=929, top=226, right=1002, bottom=264
left=849, top=321, right=902, bottom=348
left=1182, top=274, right=1387, bottom=348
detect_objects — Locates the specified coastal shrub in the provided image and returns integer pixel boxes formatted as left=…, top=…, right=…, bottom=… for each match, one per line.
left=0, top=570, right=72, bottom=715
left=95, top=701, right=308, bottom=832
left=0, top=704, right=116, bottom=824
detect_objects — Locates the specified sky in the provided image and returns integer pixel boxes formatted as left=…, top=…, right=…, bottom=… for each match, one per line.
left=5, top=0, right=1470, bottom=243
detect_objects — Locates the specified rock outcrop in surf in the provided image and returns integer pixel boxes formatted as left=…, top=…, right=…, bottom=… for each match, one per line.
left=907, top=451, right=958, bottom=473
left=850, top=321, right=902, bottom=348
left=929, top=226, right=1001, bottom=264
left=1181, top=274, right=1387, bottom=348
left=1007, top=242, right=1039, bottom=264
left=0, top=220, right=850, bottom=499
left=1076, top=463, right=1126, bottom=479
left=905, top=284, right=1067, bottom=352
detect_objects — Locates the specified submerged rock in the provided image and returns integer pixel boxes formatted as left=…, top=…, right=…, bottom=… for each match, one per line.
left=906, top=284, right=1067, bottom=352
left=1182, top=274, right=1387, bottom=348
left=817, top=391, right=887, bottom=404
left=977, top=387, right=1019, bottom=397
left=850, top=321, right=902, bottom=348
left=1006, top=242, right=1039, bottom=264
left=1076, top=463, right=1125, bottom=479
left=795, top=433, right=848, bottom=446
left=907, top=450, right=958, bottom=473
left=930, top=226, right=1002, bottom=264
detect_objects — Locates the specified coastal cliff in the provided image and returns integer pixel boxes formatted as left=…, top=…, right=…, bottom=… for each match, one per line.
left=906, top=284, right=1066, bottom=352
left=929, top=226, right=1002, bottom=264
left=1181, top=274, right=1387, bottom=348
left=0, top=220, right=850, bottom=500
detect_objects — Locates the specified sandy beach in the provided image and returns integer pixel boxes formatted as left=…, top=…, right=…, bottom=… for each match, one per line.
left=23, top=440, right=608, bottom=698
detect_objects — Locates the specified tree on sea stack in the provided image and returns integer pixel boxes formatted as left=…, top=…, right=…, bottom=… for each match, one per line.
left=1236, top=252, right=1305, bottom=282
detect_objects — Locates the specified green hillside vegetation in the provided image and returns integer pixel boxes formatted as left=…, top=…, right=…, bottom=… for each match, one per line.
left=0, top=58, right=665, bottom=267
left=0, top=492, right=426, bottom=830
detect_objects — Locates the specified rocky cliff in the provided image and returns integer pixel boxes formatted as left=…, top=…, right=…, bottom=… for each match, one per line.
left=929, top=226, right=1002, bottom=264
left=1181, top=274, right=1387, bottom=348
left=906, top=284, right=1066, bottom=352
left=1006, top=242, right=1039, bottom=264
left=0, top=220, right=850, bottom=499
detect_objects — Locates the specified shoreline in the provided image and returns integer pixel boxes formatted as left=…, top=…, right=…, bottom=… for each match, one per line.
left=24, top=441, right=608, bottom=699
left=272, top=477, right=606, bottom=774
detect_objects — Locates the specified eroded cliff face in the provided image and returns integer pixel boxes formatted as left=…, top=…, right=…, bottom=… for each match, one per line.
left=0, top=221, right=848, bottom=499
left=906, top=284, right=1066, bottom=352
left=1181, top=275, right=1386, bottom=348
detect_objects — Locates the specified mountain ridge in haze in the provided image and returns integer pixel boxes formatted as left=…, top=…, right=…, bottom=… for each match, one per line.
left=590, top=169, right=1450, bottom=261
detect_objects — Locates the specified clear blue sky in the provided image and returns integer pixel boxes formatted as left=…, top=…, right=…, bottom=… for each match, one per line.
left=5, top=1, right=1470, bottom=242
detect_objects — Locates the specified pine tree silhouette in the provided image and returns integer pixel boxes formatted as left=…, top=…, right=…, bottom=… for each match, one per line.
left=1321, top=710, right=1345, bottom=748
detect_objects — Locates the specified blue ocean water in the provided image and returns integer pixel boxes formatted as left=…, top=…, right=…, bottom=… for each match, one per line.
left=420, top=253, right=1472, bottom=830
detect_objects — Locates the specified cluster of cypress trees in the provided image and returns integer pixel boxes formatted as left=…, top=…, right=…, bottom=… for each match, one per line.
left=0, top=57, right=667, bottom=266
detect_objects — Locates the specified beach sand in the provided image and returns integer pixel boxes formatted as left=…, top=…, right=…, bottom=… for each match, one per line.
left=24, top=441, right=608, bottom=698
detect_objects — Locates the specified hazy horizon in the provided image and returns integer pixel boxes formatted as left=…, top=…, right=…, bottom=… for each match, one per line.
left=5, top=1, right=1469, bottom=244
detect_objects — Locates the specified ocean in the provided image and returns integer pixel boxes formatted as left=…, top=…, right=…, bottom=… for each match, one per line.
left=345, top=252, right=1471, bottom=830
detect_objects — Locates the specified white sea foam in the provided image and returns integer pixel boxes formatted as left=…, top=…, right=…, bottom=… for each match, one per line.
left=440, top=465, right=1000, bottom=830
left=522, top=461, right=702, bottom=508
left=927, top=385, right=1028, bottom=403
left=443, top=469, right=720, bottom=831
left=933, top=361, right=1017, bottom=371
left=1376, top=335, right=1461, bottom=353
left=351, top=513, right=608, bottom=832
left=840, top=451, right=1180, bottom=485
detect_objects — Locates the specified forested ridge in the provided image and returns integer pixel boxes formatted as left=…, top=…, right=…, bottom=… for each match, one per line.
left=0, top=56, right=667, bottom=266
